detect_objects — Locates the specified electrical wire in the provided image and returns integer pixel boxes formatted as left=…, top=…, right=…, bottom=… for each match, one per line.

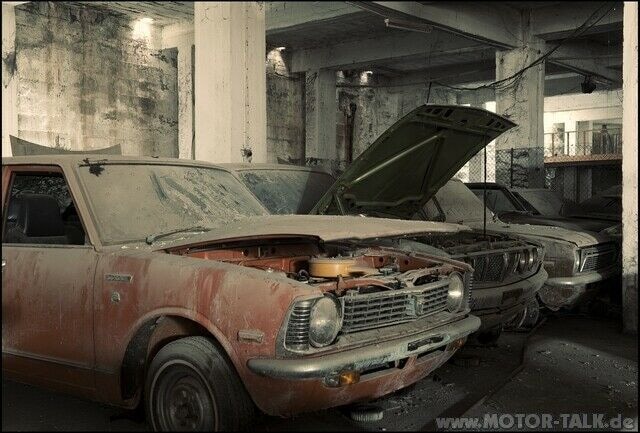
left=431, top=2, right=616, bottom=92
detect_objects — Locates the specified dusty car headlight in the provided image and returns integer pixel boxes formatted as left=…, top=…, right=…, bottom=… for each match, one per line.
left=518, top=250, right=528, bottom=272
left=573, top=249, right=581, bottom=274
left=446, top=273, right=465, bottom=312
left=309, top=296, right=342, bottom=348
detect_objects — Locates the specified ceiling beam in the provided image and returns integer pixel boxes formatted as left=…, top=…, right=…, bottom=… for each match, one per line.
left=531, top=2, right=623, bottom=40
left=548, top=42, right=622, bottom=84
left=290, top=30, right=486, bottom=72
left=348, top=1, right=522, bottom=49
left=266, top=1, right=364, bottom=35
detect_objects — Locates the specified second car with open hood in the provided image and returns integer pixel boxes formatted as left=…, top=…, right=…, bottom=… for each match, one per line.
left=228, top=104, right=548, bottom=341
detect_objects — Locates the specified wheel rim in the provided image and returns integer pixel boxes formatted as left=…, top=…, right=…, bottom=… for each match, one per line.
left=150, top=360, right=218, bottom=431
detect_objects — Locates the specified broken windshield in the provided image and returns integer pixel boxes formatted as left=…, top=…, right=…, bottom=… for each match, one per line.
left=77, top=163, right=268, bottom=245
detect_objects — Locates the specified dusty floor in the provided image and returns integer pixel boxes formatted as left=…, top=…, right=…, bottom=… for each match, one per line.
left=2, top=315, right=638, bottom=431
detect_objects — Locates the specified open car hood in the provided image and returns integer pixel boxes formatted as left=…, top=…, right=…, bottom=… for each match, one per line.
left=311, top=104, right=515, bottom=219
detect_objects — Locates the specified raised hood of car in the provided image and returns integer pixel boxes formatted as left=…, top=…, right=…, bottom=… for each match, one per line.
left=311, top=104, right=516, bottom=219
left=156, top=215, right=470, bottom=249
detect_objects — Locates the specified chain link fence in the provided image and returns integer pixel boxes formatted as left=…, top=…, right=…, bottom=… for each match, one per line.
left=454, top=146, right=620, bottom=204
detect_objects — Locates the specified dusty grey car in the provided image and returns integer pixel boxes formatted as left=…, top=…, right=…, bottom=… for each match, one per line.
left=227, top=105, right=548, bottom=341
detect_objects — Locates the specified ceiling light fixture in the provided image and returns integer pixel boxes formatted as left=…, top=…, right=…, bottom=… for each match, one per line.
left=384, top=18, right=433, bottom=34
left=275, top=46, right=286, bottom=51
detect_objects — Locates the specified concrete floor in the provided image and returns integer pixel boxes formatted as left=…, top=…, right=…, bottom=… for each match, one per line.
left=2, top=315, right=637, bottom=431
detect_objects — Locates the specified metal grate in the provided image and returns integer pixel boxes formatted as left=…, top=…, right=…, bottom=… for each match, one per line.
left=341, top=280, right=449, bottom=333
left=285, top=301, right=312, bottom=349
left=580, top=244, right=617, bottom=273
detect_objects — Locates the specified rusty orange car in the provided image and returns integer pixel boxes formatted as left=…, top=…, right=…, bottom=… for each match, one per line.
left=2, top=154, right=480, bottom=430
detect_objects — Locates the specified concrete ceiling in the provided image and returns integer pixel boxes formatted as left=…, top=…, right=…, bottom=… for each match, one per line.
left=73, top=1, right=193, bottom=26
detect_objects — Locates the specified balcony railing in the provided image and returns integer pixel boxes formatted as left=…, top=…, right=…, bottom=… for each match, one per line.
left=544, top=128, right=622, bottom=157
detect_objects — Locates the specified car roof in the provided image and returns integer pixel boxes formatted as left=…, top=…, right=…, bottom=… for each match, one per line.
left=2, top=154, right=233, bottom=172
left=221, top=162, right=332, bottom=176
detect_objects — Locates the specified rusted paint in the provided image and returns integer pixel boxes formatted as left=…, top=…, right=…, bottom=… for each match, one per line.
left=2, top=155, right=477, bottom=418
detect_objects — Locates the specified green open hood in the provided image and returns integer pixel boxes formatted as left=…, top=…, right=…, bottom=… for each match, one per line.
left=311, top=104, right=516, bottom=219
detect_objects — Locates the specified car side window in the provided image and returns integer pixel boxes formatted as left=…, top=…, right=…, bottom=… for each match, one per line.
left=3, top=172, right=87, bottom=246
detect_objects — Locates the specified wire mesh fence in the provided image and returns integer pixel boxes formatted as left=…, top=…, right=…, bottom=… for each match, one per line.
left=454, top=145, right=621, bottom=205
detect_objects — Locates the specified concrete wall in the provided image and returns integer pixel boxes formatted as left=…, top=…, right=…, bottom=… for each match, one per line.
left=265, top=48, right=305, bottom=164
left=335, top=78, right=456, bottom=164
left=14, top=2, right=178, bottom=156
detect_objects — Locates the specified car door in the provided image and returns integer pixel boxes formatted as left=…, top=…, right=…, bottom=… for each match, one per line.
left=1, top=164, right=97, bottom=398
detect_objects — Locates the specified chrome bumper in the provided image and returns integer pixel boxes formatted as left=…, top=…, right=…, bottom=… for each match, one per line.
left=247, top=315, right=480, bottom=380
left=545, top=264, right=619, bottom=287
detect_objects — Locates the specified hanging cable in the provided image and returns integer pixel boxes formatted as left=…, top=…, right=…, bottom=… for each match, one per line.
left=430, top=2, right=616, bottom=92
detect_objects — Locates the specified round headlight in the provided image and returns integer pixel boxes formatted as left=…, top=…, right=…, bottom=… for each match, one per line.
left=446, top=273, right=465, bottom=312
left=518, top=251, right=528, bottom=272
left=573, top=249, right=581, bottom=273
left=527, top=249, right=535, bottom=270
left=309, top=297, right=341, bottom=348
left=529, top=248, right=539, bottom=271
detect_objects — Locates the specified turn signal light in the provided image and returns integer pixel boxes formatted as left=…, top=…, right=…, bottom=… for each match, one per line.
left=450, top=337, right=467, bottom=350
left=338, top=370, right=361, bottom=386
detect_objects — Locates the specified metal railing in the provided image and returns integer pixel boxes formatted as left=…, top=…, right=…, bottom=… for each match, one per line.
left=544, top=128, right=622, bottom=157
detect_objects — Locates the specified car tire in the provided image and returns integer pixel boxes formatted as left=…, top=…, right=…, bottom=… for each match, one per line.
left=145, top=336, right=255, bottom=431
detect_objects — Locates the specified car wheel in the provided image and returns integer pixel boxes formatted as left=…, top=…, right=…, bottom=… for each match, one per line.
left=145, top=336, right=255, bottom=431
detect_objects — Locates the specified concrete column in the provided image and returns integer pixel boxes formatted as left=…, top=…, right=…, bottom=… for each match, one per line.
left=162, top=23, right=194, bottom=159
left=194, top=2, right=266, bottom=163
left=622, top=1, right=638, bottom=334
left=495, top=39, right=545, bottom=187
left=2, top=3, right=19, bottom=157
left=305, top=69, right=337, bottom=167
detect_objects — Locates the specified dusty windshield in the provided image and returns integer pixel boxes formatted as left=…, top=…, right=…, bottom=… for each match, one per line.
left=428, top=180, right=494, bottom=224
left=237, top=168, right=335, bottom=214
left=78, top=163, right=268, bottom=244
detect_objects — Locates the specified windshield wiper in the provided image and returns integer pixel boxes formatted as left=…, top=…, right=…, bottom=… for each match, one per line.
left=145, top=225, right=211, bottom=245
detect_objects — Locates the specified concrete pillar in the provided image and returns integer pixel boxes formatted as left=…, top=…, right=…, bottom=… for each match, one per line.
left=2, top=3, right=19, bottom=157
left=495, top=39, right=545, bottom=187
left=162, top=23, right=194, bottom=159
left=305, top=69, right=337, bottom=167
left=194, top=2, right=266, bottom=163
left=622, top=1, right=638, bottom=334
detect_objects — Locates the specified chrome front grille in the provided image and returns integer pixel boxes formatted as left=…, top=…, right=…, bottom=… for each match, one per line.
left=471, top=253, right=506, bottom=283
left=580, top=244, right=617, bottom=273
left=340, top=280, right=449, bottom=333
left=284, top=301, right=312, bottom=349
left=467, top=246, right=541, bottom=285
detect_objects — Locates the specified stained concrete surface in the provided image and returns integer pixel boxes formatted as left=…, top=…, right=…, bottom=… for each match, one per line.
left=2, top=315, right=637, bottom=431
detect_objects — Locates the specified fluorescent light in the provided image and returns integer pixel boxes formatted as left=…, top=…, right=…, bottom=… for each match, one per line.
left=385, top=18, right=433, bottom=34
left=275, top=46, right=286, bottom=51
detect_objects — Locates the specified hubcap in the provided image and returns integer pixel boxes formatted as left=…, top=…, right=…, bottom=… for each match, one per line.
left=151, top=362, right=217, bottom=431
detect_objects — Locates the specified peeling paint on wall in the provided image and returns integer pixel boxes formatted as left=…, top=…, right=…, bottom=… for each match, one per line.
left=14, top=1, right=178, bottom=156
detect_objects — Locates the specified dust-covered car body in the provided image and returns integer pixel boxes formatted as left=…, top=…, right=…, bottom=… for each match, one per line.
left=426, top=180, right=620, bottom=311
left=228, top=105, right=547, bottom=335
left=466, top=182, right=617, bottom=233
left=1, top=154, right=480, bottom=423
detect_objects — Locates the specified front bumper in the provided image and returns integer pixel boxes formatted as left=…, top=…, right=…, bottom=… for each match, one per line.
left=470, top=268, right=547, bottom=331
left=539, top=265, right=620, bottom=310
left=248, top=315, right=480, bottom=380
left=243, top=315, right=480, bottom=416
